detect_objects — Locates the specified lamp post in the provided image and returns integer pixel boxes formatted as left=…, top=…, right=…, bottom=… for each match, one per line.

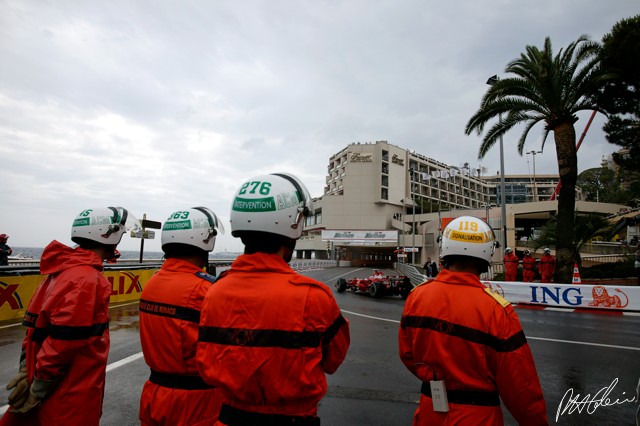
left=486, top=75, right=507, bottom=253
left=526, top=150, right=543, bottom=202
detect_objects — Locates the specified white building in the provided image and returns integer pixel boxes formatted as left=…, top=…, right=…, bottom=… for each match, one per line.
left=295, top=141, right=626, bottom=267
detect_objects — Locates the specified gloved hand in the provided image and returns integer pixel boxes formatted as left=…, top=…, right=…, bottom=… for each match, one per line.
left=8, top=376, right=60, bottom=414
left=6, top=368, right=29, bottom=407
left=8, top=385, right=40, bottom=414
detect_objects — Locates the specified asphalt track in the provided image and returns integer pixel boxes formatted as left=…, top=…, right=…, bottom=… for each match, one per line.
left=0, top=266, right=639, bottom=425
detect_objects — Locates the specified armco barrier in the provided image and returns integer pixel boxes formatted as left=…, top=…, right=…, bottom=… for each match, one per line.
left=0, top=264, right=161, bottom=322
left=289, top=259, right=338, bottom=270
left=0, top=259, right=338, bottom=323
left=399, top=262, right=639, bottom=313
left=482, top=280, right=640, bottom=312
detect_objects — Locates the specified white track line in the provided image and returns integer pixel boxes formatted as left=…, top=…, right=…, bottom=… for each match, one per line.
left=341, top=309, right=640, bottom=351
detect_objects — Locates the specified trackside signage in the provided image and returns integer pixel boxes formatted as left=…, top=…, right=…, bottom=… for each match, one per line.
left=0, top=268, right=158, bottom=321
left=481, top=281, right=640, bottom=312
left=322, top=230, right=398, bottom=243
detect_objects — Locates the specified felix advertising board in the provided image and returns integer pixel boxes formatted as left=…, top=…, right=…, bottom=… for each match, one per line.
left=0, top=268, right=158, bottom=322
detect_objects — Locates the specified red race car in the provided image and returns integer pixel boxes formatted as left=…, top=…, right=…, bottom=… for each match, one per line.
left=335, top=270, right=412, bottom=299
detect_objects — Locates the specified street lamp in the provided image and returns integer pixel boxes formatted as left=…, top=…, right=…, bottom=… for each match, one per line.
left=526, top=150, right=543, bottom=202
left=486, top=75, right=507, bottom=253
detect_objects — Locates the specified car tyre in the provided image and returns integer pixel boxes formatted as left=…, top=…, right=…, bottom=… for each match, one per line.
left=369, top=282, right=382, bottom=298
left=336, top=278, right=347, bottom=293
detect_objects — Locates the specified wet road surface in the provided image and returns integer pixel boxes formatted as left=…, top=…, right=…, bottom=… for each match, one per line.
left=0, top=267, right=638, bottom=425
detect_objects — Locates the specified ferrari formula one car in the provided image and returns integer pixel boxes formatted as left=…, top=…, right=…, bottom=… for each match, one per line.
left=335, top=270, right=412, bottom=299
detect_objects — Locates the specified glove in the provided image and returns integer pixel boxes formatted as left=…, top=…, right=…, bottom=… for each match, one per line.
left=6, top=368, right=29, bottom=407
left=8, top=376, right=60, bottom=414
left=8, top=385, right=40, bottom=414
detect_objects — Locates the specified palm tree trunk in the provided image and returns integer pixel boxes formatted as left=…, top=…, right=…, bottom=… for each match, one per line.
left=553, top=122, right=578, bottom=283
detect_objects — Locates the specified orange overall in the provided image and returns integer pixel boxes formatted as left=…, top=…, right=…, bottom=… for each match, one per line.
left=539, top=254, right=556, bottom=283
left=0, top=241, right=111, bottom=426
left=503, top=253, right=520, bottom=281
left=139, top=258, right=223, bottom=426
left=399, top=269, right=548, bottom=425
left=197, top=252, right=350, bottom=425
left=522, top=256, right=537, bottom=283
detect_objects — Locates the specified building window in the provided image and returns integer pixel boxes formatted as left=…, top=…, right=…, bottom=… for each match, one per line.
left=381, top=188, right=388, bottom=200
left=382, top=150, right=389, bottom=161
left=382, top=175, right=389, bottom=187
left=382, top=162, right=389, bottom=174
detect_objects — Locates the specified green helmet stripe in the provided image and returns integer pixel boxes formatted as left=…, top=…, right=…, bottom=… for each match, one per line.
left=232, top=196, right=276, bottom=212
left=163, top=220, right=192, bottom=230
left=73, top=218, right=91, bottom=227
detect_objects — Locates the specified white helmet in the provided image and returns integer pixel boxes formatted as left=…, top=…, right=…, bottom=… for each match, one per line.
left=71, top=207, right=135, bottom=246
left=439, top=216, right=497, bottom=265
left=230, top=173, right=313, bottom=240
left=505, top=247, right=513, bottom=254
left=524, top=249, right=531, bottom=256
left=161, top=207, right=224, bottom=252
left=543, top=247, right=551, bottom=254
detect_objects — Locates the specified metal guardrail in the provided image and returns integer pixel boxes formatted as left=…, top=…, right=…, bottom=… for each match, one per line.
left=290, top=259, right=339, bottom=270
left=395, top=263, right=427, bottom=288
left=0, top=259, right=236, bottom=275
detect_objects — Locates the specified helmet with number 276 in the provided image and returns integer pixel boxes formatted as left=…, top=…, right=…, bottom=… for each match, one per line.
left=440, top=216, right=497, bottom=265
left=230, top=173, right=313, bottom=240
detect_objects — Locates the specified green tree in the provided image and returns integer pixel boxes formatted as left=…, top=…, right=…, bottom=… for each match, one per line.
left=596, top=15, right=640, bottom=207
left=577, top=166, right=625, bottom=203
left=530, top=213, right=614, bottom=268
left=465, top=35, right=612, bottom=283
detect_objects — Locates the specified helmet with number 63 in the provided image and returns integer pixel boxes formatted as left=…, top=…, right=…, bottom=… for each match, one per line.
left=230, top=173, right=313, bottom=240
left=161, top=207, right=224, bottom=252
left=71, top=207, right=135, bottom=246
left=439, top=216, right=497, bottom=265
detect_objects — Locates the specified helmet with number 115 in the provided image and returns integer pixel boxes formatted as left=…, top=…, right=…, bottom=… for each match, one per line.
left=439, top=216, right=497, bottom=266
left=230, top=173, right=313, bottom=240
left=161, top=207, right=224, bottom=252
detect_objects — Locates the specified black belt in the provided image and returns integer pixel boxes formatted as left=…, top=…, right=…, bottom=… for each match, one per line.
left=421, top=382, right=500, bottom=406
left=149, top=370, right=214, bottom=390
left=219, top=404, right=320, bottom=426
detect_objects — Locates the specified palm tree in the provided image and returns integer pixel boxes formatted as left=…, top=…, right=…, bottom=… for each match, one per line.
left=465, top=35, right=613, bottom=282
left=530, top=213, right=615, bottom=269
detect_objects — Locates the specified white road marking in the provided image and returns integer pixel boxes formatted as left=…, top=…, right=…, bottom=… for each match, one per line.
left=341, top=309, right=640, bottom=351
left=106, top=352, right=144, bottom=372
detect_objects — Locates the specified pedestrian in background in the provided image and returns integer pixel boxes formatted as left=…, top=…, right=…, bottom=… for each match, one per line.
left=0, top=234, right=12, bottom=266
left=1, top=207, right=132, bottom=426
left=139, top=207, right=225, bottom=425
left=503, top=247, right=519, bottom=281
left=197, top=173, right=350, bottom=425
left=399, top=216, right=547, bottom=425
left=522, top=250, right=536, bottom=283
left=539, top=248, right=556, bottom=283
left=423, top=257, right=438, bottom=278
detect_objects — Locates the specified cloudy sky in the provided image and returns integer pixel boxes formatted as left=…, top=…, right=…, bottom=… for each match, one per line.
left=1, top=1, right=637, bottom=253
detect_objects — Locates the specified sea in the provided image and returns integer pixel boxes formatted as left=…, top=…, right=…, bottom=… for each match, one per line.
left=9, top=247, right=240, bottom=261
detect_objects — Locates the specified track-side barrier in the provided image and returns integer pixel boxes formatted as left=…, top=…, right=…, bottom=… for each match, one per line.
left=396, top=263, right=640, bottom=313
